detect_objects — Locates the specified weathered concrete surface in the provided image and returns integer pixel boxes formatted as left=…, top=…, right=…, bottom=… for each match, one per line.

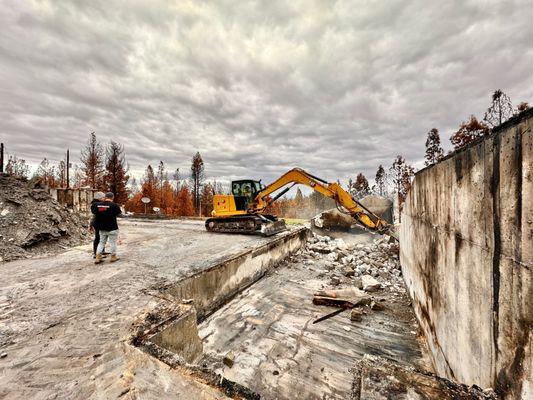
left=352, top=355, right=498, bottom=399
left=0, top=219, right=303, bottom=399
left=149, top=305, right=204, bottom=364
left=199, top=231, right=432, bottom=400
left=401, top=109, right=532, bottom=399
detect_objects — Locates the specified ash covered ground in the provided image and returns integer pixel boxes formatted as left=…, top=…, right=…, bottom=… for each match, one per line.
left=0, top=175, right=89, bottom=262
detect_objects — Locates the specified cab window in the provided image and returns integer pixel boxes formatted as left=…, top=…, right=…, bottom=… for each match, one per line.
left=232, top=183, right=242, bottom=196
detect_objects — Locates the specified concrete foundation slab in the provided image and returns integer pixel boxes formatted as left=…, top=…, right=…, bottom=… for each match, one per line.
left=0, top=219, right=304, bottom=399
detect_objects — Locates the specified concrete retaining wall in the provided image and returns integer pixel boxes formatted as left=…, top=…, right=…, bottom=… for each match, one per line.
left=400, top=109, right=532, bottom=399
left=166, top=227, right=310, bottom=320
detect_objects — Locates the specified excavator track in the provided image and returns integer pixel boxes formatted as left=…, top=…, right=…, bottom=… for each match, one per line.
left=205, top=215, right=287, bottom=236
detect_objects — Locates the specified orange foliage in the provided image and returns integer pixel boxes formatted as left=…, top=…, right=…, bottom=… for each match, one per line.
left=175, top=186, right=195, bottom=216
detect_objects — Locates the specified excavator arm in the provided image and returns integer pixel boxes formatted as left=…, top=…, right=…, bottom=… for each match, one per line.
left=249, top=168, right=391, bottom=234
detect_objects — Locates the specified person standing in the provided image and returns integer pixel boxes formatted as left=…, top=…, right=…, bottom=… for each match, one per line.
left=91, top=192, right=122, bottom=264
left=89, top=191, right=106, bottom=258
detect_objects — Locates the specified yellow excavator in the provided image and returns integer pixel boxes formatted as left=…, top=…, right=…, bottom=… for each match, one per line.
left=205, top=168, right=394, bottom=237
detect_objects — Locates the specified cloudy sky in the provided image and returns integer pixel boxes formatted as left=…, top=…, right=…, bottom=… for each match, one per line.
left=1, top=0, right=532, bottom=187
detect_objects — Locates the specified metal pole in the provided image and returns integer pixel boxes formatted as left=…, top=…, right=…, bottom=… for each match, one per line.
left=66, top=149, right=70, bottom=188
left=0, top=143, right=4, bottom=173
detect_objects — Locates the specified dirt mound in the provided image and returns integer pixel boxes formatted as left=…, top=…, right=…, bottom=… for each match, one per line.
left=0, top=174, right=89, bottom=262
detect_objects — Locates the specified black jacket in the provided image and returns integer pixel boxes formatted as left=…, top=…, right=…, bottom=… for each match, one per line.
left=91, top=201, right=121, bottom=231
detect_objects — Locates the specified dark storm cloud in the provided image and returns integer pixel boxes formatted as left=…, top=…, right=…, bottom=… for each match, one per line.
left=1, top=0, right=532, bottom=186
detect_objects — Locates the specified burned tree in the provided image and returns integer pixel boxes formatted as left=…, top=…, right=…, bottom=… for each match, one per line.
left=450, top=116, right=490, bottom=150
left=424, top=128, right=444, bottom=166
left=141, top=164, right=157, bottom=206
left=483, top=89, right=513, bottom=128
left=104, top=141, right=129, bottom=204
left=350, top=173, right=370, bottom=199
left=374, top=165, right=386, bottom=197
left=57, top=160, right=67, bottom=188
left=390, top=156, right=414, bottom=208
left=80, top=132, right=105, bottom=189
left=5, top=156, right=30, bottom=179
left=200, top=182, right=215, bottom=217
left=173, top=168, right=181, bottom=194
left=34, top=158, right=57, bottom=187
left=190, top=152, right=205, bottom=215
left=156, top=161, right=167, bottom=206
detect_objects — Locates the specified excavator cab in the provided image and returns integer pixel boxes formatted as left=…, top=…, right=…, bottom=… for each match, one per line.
left=231, top=180, right=263, bottom=211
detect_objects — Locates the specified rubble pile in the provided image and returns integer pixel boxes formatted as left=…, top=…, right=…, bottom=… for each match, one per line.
left=277, top=231, right=406, bottom=322
left=302, top=232, right=402, bottom=290
left=0, top=174, right=89, bottom=262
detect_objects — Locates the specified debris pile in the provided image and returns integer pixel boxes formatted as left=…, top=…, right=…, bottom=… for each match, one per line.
left=0, top=174, right=89, bottom=262
left=304, top=232, right=401, bottom=288
left=278, top=231, right=405, bottom=323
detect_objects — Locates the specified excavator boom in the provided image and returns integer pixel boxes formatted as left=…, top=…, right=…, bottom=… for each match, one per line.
left=250, top=168, right=390, bottom=233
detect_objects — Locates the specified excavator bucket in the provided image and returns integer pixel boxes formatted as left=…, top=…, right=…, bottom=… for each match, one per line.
left=260, top=219, right=287, bottom=236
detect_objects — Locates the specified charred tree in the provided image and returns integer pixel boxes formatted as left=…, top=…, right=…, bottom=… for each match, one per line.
left=104, top=141, right=129, bottom=204
left=424, top=128, right=444, bottom=166
left=80, top=132, right=105, bottom=189
left=190, top=152, right=205, bottom=215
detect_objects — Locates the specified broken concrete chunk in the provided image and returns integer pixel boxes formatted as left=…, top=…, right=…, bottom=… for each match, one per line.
left=370, top=300, right=385, bottom=311
left=350, top=308, right=364, bottom=322
left=361, top=275, right=381, bottom=292
left=333, top=238, right=347, bottom=250
left=223, top=351, right=235, bottom=368
left=326, top=252, right=339, bottom=262
left=356, top=264, right=370, bottom=274
left=308, top=242, right=331, bottom=254
left=313, top=215, right=324, bottom=228
left=353, top=277, right=363, bottom=290
left=324, top=261, right=336, bottom=271
left=330, top=276, right=341, bottom=286
left=343, top=266, right=355, bottom=277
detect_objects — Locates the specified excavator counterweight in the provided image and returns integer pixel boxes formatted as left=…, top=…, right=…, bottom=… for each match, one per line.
left=205, top=168, right=394, bottom=238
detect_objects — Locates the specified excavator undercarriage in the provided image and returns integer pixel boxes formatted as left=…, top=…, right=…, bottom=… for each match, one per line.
left=205, top=214, right=287, bottom=236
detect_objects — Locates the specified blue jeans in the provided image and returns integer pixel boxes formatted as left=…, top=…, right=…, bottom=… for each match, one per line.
left=97, top=230, right=118, bottom=255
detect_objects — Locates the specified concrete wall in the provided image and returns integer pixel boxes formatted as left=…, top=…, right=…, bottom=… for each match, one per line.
left=400, top=109, right=532, bottom=399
